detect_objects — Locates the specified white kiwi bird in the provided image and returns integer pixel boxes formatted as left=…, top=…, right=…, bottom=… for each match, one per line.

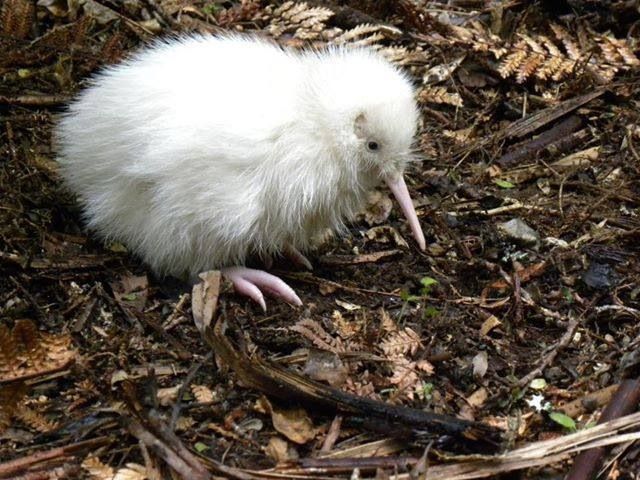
left=55, top=35, right=426, bottom=310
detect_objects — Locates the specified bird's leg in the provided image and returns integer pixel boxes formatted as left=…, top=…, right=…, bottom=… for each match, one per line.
left=283, top=243, right=313, bottom=270
left=221, top=266, right=302, bottom=311
left=260, top=253, right=274, bottom=270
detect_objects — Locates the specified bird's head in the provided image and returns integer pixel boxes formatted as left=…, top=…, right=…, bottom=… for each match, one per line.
left=307, top=48, right=425, bottom=250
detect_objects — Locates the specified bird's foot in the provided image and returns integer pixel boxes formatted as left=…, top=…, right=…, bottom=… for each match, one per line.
left=260, top=244, right=312, bottom=270
left=284, top=243, right=312, bottom=270
left=222, top=267, right=302, bottom=311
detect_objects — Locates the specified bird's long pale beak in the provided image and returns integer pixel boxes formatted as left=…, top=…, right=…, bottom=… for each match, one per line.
left=385, top=175, right=426, bottom=251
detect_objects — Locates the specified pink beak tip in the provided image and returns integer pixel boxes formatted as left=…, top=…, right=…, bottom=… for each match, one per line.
left=385, top=175, right=427, bottom=253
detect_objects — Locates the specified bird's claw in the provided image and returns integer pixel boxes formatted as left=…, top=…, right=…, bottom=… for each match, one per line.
left=222, top=267, right=302, bottom=311
left=284, top=243, right=313, bottom=270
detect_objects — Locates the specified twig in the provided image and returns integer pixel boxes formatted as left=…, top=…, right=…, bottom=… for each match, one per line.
left=517, top=314, right=580, bottom=388
left=9, top=276, right=44, bottom=321
left=279, top=455, right=418, bottom=474
left=280, top=271, right=401, bottom=298
left=127, top=418, right=211, bottom=480
left=320, top=415, right=342, bottom=453
left=170, top=352, right=213, bottom=429
left=0, top=94, right=70, bottom=106
left=0, top=437, right=109, bottom=478
left=511, top=262, right=523, bottom=324
left=129, top=409, right=262, bottom=480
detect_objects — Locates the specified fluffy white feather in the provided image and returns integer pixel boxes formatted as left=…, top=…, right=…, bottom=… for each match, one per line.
left=55, top=35, right=421, bottom=281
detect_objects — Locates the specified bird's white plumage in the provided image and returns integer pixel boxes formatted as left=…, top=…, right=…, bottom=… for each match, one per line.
left=56, top=35, right=420, bottom=279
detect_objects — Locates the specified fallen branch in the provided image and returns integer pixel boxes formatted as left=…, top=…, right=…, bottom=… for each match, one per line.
left=0, top=437, right=110, bottom=479
left=127, top=418, right=212, bottom=480
left=202, top=318, right=502, bottom=451
left=497, top=115, right=583, bottom=167
left=565, top=379, right=640, bottom=480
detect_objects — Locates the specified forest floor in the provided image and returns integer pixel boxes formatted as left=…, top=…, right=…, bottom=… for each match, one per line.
left=1, top=1, right=640, bottom=479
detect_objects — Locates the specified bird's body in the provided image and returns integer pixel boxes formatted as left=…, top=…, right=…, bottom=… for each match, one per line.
left=56, top=35, right=424, bottom=307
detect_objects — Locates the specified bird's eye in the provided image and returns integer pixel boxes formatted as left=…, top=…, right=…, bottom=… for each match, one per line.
left=367, top=141, right=379, bottom=152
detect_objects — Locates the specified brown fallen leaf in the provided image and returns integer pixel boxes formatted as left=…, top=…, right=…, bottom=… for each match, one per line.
left=365, top=225, right=410, bottom=248
left=191, top=384, right=216, bottom=404
left=157, top=385, right=181, bottom=407
left=467, top=387, right=489, bottom=408
left=259, top=397, right=316, bottom=445
left=480, top=315, right=502, bottom=336
left=265, top=436, right=295, bottom=462
left=302, top=349, right=348, bottom=387
left=472, top=351, right=489, bottom=379
left=487, top=261, right=548, bottom=291
left=335, top=299, right=361, bottom=311
left=191, top=270, right=221, bottom=332
left=111, top=274, right=148, bottom=312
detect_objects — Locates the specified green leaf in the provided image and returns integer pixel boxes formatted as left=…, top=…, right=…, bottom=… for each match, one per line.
left=529, top=378, right=547, bottom=390
left=423, top=306, right=440, bottom=318
left=400, top=290, right=421, bottom=303
left=194, top=442, right=209, bottom=453
left=202, top=3, right=222, bottom=15
left=422, top=382, right=434, bottom=398
left=494, top=179, right=515, bottom=189
left=549, top=411, right=576, bottom=431
left=122, top=293, right=137, bottom=301
left=420, top=277, right=438, bottom=288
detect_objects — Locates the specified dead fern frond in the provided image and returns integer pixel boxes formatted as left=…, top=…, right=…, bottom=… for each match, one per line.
left=0, top=0, right=35, bottom=39
left=380, top=308, right=397, bottom=333
left=519, top=33, right=545, bottom=54
left=597, top=34, right=640, bottom=67
left=496, top=24, right=638, bottom=84
left=215, top=0, right=262, bottom=29
left=331, top=24, right=387, bottom=44
left=290, top=319, right=343, bottom=353
left=535, top=35, right=566, bottom=80
left=12, top=319, right=44, bottom=367
left=344, top=374, right=378, bottom=399
left=549, top=23, right=581, bottom=60
left=497, top=40, right=529, bottom=79
left=514, top=36, right=547, bottom=82
left=82, top=456, right=115, bottom=480
left=417, top=86, right=463, bottom=107
left=387, top=357, right=421, bottom=401
left=264, top=1, right=334, bottom=40
left=0, top=319, right=76, bottom=383
left=14, top=404, right=58, bottom=432
left=516, top=53, right=545, bottom=83
left=376, top=45, right=412, bottom=65
left=0, top=382, right=28, bottom=433
left=0, top=324, right=18, bottom=371
left=379, top=327, right=422, bottom=357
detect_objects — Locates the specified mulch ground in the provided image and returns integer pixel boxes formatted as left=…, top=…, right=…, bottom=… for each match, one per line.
left=1, top=1, right=639, bottom=479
